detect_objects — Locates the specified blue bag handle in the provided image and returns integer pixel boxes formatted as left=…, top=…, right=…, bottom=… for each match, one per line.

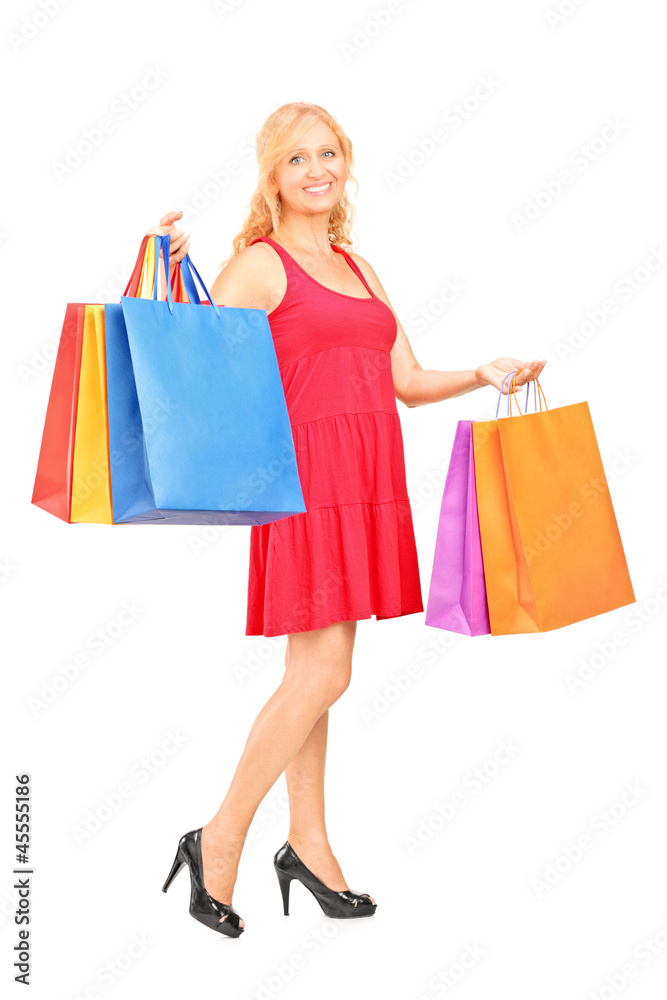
left=177, top=252, right=223, bottom=309
left=177, top=254, right=201, bottom=305
left=149, top=235, right=222, bottom=318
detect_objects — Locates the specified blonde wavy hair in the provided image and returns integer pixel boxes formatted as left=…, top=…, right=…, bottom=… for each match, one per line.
left=221, top=102, right=359, bottom=269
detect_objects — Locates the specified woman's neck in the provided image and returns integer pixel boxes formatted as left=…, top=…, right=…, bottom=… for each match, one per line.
left=268, top=224, right=333, bottom=258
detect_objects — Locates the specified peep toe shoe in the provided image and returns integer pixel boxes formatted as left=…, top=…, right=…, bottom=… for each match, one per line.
left=273, top=841, right=377, bottom=918
left=162, top=828, right=244, bottom=937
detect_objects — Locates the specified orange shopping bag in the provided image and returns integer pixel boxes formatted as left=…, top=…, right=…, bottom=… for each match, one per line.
left=472, top=373, right=636, bottom=634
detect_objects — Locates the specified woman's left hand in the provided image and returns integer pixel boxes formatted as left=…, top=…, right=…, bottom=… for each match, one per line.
left=476, top=357, right=547, bottom=393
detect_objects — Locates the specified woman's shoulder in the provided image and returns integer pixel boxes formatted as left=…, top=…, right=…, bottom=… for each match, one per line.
left=228, top=237, right=281, bottom=270
left=340, top=243, right=373, bottom=269
left=345, top=249, right=382, bottom=290
left=210, top=239, right=284, bottom=310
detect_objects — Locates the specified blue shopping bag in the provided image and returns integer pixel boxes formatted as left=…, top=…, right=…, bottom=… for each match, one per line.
left=104, top=235, right=306, bottom=525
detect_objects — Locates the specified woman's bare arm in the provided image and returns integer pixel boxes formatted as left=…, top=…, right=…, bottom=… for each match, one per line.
left=209, top=242, right=284, bottom=311
left=350, top=252, right=546, bottom=404
left=144, top=213, right=283, bottom=309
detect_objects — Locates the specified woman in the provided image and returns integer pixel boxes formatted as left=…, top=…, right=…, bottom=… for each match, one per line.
left=156, top=102, right=546, bottom=938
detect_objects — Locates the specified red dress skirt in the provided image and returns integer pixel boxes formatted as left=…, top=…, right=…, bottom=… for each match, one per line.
left=245, top=236, right=423, bottom=637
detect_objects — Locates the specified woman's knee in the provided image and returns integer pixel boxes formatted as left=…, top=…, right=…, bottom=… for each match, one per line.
left=284, top=621, right=356, bottom=708
left=283, top=656, right=352, bottom=710
left=321, top=662, right=352, bottom=706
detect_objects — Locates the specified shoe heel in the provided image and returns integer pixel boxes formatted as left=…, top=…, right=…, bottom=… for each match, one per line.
left=273, top=841, right=377, bottom=920
left=274, top=866, right=293, bottom=915
left=162, top=849, right=185, bottom=893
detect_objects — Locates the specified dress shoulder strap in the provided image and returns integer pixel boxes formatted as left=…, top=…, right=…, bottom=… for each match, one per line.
left=331, top=244, right=375, bottom=297
left=249, top=235, right=294, bottom=267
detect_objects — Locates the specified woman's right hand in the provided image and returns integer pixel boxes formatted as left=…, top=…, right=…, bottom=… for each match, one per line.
left=147, top=209, right=191, bottom=267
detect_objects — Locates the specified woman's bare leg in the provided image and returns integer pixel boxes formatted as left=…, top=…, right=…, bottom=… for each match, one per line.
left=200, top=619, right=357, bottom=927
left=283, top=633, right=373, bottom=902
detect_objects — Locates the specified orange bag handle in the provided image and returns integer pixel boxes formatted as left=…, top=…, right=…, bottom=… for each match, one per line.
left=136, top=236, right=156, bottom=298
left=507, top=370, right=548, bottom=416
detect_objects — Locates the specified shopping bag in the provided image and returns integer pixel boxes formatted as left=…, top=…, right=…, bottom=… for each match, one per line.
left=32, top=302, right=114, bottom=523
left=32, top=237, right=222, bottom=523
left=70, top=304, right=113, bottom=523
left=32, top=236, right=162, bottom=522
left=31, top=302, right=86, bottom=521
left=105, top=234, right=306, bottom=524
left=425, top=420, right=491, bottom=635
left=472, top=372, right=636, bottom=634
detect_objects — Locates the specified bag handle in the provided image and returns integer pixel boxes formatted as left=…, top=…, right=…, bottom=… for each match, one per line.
left=174, top=252, right=222, bottom=306
left=124, top=235, right=150, bottom=298
left=509, top=370, right=548, bottom=415
left=124, top=235, right=157, bottom=298
left=123, top=235, right=220, bottom=314
left=496, top=371, right=518, bottom=417
left=139, top=236, right=157, bottom=298
left=150, top=235, right=221, bottom=317
left=495, top=369, right=548, bottom=418
left=125, top=235, right=170, bottom=299
left=170, top=260, right=187, bottom=302
left=174, top=247, right=217, bottom=308
left=175, top=254, right=201, bottom=304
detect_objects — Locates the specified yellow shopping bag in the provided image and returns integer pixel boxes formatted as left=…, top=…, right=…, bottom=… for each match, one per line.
left=70, top=305, right=113, bottom=523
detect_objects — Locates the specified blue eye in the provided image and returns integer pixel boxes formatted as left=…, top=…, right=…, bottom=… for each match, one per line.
left=289, top=150, right=335, bottom=164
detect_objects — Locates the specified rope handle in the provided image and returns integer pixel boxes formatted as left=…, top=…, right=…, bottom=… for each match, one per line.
left=495, top=369, right=548, bottom=418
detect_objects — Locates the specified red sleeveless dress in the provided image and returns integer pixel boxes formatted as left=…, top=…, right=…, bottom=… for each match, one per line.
left=245, top=235, right=423, bottom=637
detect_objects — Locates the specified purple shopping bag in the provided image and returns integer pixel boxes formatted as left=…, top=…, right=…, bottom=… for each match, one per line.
left=425, top=420, right=491, bottom=635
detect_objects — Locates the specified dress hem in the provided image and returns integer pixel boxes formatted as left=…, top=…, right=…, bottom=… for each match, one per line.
left=245, top=603, right=424, bottom=638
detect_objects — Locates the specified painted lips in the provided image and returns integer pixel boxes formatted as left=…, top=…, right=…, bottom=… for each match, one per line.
left=303, top=181, right=333, bottom=195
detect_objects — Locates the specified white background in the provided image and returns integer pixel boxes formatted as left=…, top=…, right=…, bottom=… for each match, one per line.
left=2, top=0, right=666, bottom=997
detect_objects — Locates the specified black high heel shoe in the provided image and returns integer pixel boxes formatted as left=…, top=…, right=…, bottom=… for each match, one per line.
left=162, top=828, right=244, bottom=937
left=273, top=841, right=377, bottom=919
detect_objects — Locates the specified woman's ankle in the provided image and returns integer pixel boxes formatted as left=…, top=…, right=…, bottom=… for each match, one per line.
left=287, top=829, right=331, bottom=849
left=205, top=808, right=249, bottom=840
left=201, top=817, right=247, bottom=860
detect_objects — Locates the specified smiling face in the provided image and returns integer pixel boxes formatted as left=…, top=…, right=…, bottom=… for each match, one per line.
left=271, top=119, right=347, bottom=218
